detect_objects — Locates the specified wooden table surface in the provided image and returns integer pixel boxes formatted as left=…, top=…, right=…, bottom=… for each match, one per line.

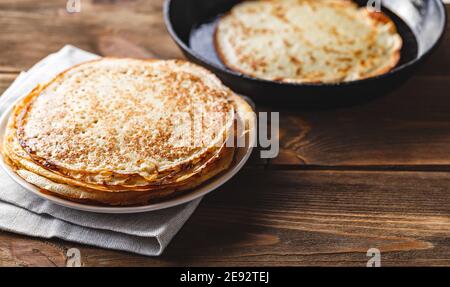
left=1, top=0, right=450, bottom=267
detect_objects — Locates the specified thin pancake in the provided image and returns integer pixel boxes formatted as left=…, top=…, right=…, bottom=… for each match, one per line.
left=3, top=94, right=253, bottom=206
left=215, top=0, right=403, bottom=83
left=5, top=106, right=232, bottom=191
left=1, top=58, right=255, bottom=206
left=14, top=147, right=235, bottom=206
left=15, top=59, right=235, bottom=182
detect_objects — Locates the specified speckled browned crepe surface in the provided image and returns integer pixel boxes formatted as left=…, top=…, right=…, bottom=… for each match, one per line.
left=215, top=0, right=403, bottom=83
left=2, top=58, right=254, bottom=206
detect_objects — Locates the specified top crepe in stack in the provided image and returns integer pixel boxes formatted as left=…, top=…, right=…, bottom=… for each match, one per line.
left=2, top=58, right=254, bottom=206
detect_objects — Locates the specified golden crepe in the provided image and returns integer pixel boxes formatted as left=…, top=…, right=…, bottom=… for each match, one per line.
left=215, top=0, right=403, bottom=83
left=2, top=58, right=254, bottom=206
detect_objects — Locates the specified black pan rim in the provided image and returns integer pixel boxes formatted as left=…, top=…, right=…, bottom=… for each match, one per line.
left=164, top=0, right=447, bottom=89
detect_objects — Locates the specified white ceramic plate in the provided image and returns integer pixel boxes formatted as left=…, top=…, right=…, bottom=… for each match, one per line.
left=0, top=103, right=255, bottom=214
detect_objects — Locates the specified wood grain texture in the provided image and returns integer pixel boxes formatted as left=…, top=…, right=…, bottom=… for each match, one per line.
left=0, top=73, right=18, bottom=93
left=112, top=169, right=450, bottom=267
left=0, top=0, right=182, bottom=72
left=0, top=234, right=66, bottom=267
left=273, top=76, right=450, bottom=167
left=0, top=0, right=449, bottom=267
left=2, top=169, right=449, bottom=267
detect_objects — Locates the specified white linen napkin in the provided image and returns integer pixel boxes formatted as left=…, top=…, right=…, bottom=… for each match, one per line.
left=0, top=45, right=202, bottom=256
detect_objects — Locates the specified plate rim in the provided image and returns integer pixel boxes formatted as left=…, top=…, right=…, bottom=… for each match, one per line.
left=0, top=101, right=255, bottom=214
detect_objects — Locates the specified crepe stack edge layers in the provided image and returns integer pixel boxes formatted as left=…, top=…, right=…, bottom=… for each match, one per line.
left=2, top=58, right=254, bottom=206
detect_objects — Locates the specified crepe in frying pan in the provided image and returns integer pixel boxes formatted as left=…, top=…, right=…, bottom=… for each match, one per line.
left=215, top=0, right=403, bottom=83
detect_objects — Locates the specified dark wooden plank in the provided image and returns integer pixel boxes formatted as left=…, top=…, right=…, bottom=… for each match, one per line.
left=0, top=1, right=448, bottom=76
left=2, top=169, right=449, bottom=267
left=0, top=0, right=182, bottom=72
left=272, top=76, right=450, bottom=167
left=0, top=233, right=67, bottom=267
left=0, top=73, right=18, bottom=94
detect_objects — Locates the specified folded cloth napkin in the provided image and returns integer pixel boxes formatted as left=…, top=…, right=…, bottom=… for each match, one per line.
left=0, top=45, right=202, bottom=256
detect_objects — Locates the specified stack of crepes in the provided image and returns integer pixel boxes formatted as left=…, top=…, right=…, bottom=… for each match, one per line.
left=2, top=58, right=254, bottom=206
